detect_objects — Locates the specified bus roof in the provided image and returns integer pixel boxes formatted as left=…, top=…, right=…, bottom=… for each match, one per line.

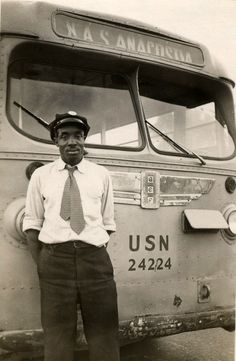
left=1, top=0, right=234, bottom=86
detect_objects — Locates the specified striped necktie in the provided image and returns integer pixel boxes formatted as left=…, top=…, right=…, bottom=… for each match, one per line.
left=60, top=165, right=85, bottom=235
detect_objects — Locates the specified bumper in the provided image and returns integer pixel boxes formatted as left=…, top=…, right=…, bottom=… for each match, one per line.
left=0, top=307, right=235, bottom=352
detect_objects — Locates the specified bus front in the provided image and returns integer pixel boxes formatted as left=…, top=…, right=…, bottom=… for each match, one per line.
left=0, top=0, right=235, bottom=353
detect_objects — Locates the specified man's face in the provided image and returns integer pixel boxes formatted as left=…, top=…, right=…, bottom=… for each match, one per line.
left=55, top=124, right=85, bottom=165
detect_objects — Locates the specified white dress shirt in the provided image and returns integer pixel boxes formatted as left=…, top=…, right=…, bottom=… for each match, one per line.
left=23, top=158, right=116, bottom=246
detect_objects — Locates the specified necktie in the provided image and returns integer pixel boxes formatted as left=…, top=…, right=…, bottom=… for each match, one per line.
left=60, top=165, right=85, bottom=235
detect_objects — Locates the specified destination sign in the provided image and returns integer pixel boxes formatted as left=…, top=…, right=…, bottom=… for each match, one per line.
left=53, top=13, right=204, bottom=66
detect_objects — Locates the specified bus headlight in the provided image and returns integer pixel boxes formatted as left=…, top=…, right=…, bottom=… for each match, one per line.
left=227, top=211, right=236, bottom=235
left=222, top=204, right=236, bottom=244
left=3, top=197, right=26, bottom=244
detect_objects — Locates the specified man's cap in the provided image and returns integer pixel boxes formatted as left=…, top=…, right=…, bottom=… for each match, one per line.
left=49, top=111, right=90, bottom=140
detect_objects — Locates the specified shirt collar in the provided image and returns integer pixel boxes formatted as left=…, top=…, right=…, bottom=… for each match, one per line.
left=57, top=157, right=87, bottom=174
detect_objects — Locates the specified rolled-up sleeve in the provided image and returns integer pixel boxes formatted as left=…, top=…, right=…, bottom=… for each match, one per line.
left=23, top=171, right=44, bottom=232
left=101, top=171, right=116, bottom=232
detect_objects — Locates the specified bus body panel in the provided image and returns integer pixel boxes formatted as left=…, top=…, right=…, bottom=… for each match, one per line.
left=1, top=0, right=232, bottom=81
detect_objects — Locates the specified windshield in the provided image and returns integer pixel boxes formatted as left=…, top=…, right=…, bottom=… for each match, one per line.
left=139, top=69, right=235, bottom=159
left=8, top=61, right=142, bottom=149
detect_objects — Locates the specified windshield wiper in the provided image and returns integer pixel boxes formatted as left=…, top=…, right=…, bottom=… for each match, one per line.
left=146, top=120, right=206, bottom=165
left=14, top=101, right=49, bottom=130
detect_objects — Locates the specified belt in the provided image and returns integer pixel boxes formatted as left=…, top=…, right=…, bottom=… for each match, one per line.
left=41, top=240, right=96, bottom=250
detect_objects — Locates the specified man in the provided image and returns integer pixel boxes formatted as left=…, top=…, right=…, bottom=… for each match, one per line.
left=23, top=111, right=120, bottom=361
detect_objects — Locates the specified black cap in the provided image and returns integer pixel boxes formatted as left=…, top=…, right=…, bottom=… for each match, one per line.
left=49, top=111, right=90, bottom=140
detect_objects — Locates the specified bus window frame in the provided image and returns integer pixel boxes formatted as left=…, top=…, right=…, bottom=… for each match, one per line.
left=6, top=43, right=146, bottom=152
left=139, top=68, right=236, bottom=162
left=144, top=108, right=236, bottom=162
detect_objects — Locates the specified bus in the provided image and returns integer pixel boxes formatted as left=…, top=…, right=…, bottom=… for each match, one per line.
left=0, top=0, right=235, bottom=354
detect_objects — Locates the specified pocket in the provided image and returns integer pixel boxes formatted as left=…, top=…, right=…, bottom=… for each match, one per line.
left=37, top=245, right=54, bottom=275
left=84, top=181, right=103, bottom=201
left=98, top=247, right=114, bottom=278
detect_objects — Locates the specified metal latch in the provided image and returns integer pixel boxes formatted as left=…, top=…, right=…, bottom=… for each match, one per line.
left=198, top=281, right=211, bottom=303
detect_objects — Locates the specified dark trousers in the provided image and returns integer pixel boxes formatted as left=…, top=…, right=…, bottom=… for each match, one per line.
left=37, top=241, right=120, bottom=361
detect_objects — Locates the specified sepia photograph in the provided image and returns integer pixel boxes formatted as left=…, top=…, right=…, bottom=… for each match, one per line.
left=0, top=0, right=235, bottom=360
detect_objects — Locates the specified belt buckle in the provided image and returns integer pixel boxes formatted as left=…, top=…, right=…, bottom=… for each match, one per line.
left=73, top=241, right=82, bottom=248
